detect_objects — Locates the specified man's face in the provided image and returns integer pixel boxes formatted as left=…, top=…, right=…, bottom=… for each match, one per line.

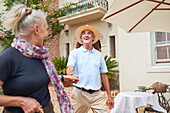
left=81, top=30, right=95, bottom=44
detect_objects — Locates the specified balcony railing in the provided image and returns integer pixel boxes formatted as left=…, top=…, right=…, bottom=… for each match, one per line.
left=60, top=0, right=108, bottom=17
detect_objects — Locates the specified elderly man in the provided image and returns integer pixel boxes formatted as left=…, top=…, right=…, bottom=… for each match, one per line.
left=67, top=25, right=114, bottom=113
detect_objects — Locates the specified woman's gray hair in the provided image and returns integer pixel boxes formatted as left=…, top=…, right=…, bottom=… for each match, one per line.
left=2, top=4, right=47, bottom=36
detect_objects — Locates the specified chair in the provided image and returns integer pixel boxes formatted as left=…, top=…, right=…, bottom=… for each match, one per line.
left=144, top=107, right=162, bottom=113
left=144, top=83, right=170, bottom=113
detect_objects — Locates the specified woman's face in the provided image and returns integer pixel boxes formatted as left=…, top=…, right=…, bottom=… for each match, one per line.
left=37, top=18, right=48, bottom=46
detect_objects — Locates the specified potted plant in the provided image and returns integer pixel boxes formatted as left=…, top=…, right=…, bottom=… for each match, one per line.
left=101, top=55, right=119, bottom=90
left=52, top=56, right=70, bottom=87
left=138, top=86, right=146, bottom=92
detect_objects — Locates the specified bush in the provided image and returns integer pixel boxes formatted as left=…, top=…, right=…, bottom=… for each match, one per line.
left=52, top=56, right=68, bottom=75
left=104, top=55, right=119, bottom=79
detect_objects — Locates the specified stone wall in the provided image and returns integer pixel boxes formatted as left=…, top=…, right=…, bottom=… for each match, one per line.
left=44, top=35, right=60, bottom=60
left=44, top=0, right=60, bottom=60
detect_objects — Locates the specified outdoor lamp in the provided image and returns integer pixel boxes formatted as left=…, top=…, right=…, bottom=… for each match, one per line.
left=64, top=29, right=69, bottom=35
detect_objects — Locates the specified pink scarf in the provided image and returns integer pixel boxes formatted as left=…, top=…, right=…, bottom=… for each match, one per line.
left=11, top=37, right=74, bottom=113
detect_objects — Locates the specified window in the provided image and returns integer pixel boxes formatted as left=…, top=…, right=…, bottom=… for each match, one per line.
left=110, top=36, right=116, bottom=58
left=147, top=32, right=170, bottom=72
left=152, top=32, right=170, bottom=65
left=66, top=43, right=70, bottom=57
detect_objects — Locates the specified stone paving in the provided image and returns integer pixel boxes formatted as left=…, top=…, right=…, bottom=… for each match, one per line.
left=0, top=85, right=154, bottom=113
left=49, top=85, right=114, bottom=113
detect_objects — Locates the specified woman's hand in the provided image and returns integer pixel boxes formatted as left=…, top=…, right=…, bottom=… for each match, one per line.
left=18, top=97, right=42, bottom=113
left=0, top=81, right=42, bottom=113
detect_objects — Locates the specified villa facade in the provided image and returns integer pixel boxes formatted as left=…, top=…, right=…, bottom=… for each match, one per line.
left=0, top=0, right=169, bottom=97
left=58, top=0, right=170, bottom=97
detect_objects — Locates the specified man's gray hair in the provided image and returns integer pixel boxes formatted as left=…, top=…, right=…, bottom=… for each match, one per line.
left=80, top=30, right=95, bottom=38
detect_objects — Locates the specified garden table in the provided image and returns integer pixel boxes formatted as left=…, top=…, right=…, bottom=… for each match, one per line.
left=111, top=92, right=167, bottom=113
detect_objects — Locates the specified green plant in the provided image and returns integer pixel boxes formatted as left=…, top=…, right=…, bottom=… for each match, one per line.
left=104, top=55, right=119, bottom=79
left=3, top=0, right=43, bottom=10
left=0, top=0, right=77, bottom=51
left=0, top=0, right=43, bottom=51
left=0, top=30, right=15, bottom=52
left=0, top=87, right=3, bottom=94
left=52, top=56, right=68, bottom=75
left=44, top=2, right=77, bottom=42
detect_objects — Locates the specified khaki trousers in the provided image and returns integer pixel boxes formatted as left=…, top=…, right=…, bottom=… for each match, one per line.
left=71, top=87, right=108, bottom=113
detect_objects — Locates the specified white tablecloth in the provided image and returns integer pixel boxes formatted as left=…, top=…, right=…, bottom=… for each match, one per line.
left=111, top=92, right=167, bottom=113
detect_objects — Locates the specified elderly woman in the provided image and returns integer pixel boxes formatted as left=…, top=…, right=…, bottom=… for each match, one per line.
left=0, top=4, right=78, bottom=113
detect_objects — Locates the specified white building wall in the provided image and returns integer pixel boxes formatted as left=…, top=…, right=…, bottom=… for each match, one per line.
left=60, top=19, right=114, bottom=57
left=0, top=0, right=4, bottom=10
left=0, top=0, right=5, bottom=52
left=59, top=0, right=119, bottom=58
left=118, top=27, right=170, bottom=94
left=58, top=1, right=170, bottom=99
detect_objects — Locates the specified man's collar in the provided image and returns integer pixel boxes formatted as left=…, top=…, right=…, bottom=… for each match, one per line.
left=80, top=46, right=95, bottom=53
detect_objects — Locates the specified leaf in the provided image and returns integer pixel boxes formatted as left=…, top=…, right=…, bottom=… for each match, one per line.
left=104, top=55, right=119, bottom=80
left=1, top=0, right=76, bottom=44
left=52, top=56, right=69, bottom=74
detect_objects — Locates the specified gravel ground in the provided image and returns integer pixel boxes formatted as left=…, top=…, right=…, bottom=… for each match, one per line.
left=0, top=86, right=112, bottom=113
left=49, top=86, right=112, bottom=113
left=0, top=86, right=150, bottom=113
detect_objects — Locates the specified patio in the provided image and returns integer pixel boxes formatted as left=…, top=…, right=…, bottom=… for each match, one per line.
left=48, top=85, right=113, bottom=113
left=0, top=85, right=161, bottom=113
left=0, top=85, right=117, bottom=113
left=0, top=85, right=158, bottom=113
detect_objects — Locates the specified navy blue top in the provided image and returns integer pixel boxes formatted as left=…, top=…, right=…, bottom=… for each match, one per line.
left=0, top=47, right=51, bottom=113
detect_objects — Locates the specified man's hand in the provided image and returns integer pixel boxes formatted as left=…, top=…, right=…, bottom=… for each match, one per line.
left=65, top=66, right=79, bottom=83
left=108, top=96, right=114, bottom=110
left=66, top=66, right=74, bottom=75
left=64, top=74, right=79, bottom=84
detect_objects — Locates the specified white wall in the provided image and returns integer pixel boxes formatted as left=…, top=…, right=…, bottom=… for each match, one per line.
left=0, top=0, right=5, bottom=14
left=60, top=20, right=110, bottom=56
left=59, top=0, right=119, bottom=58
left=118, top=27, right=170, bottom=93
left=59, top=19, right=118, bottom=58
left=0, top=0, right=4, bottom=9
left=0, top=0, right=5, bottom=52
left=59, top=0, right=170, bottom=101
left=108, top=0, right=115, bottom=8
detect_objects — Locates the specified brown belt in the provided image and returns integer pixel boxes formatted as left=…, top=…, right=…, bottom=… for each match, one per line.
left=43, top=101, right=53, bottom=113
left=75, top=86, right=99, bottom=94
left=3, top=102, right=53, bottom=113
